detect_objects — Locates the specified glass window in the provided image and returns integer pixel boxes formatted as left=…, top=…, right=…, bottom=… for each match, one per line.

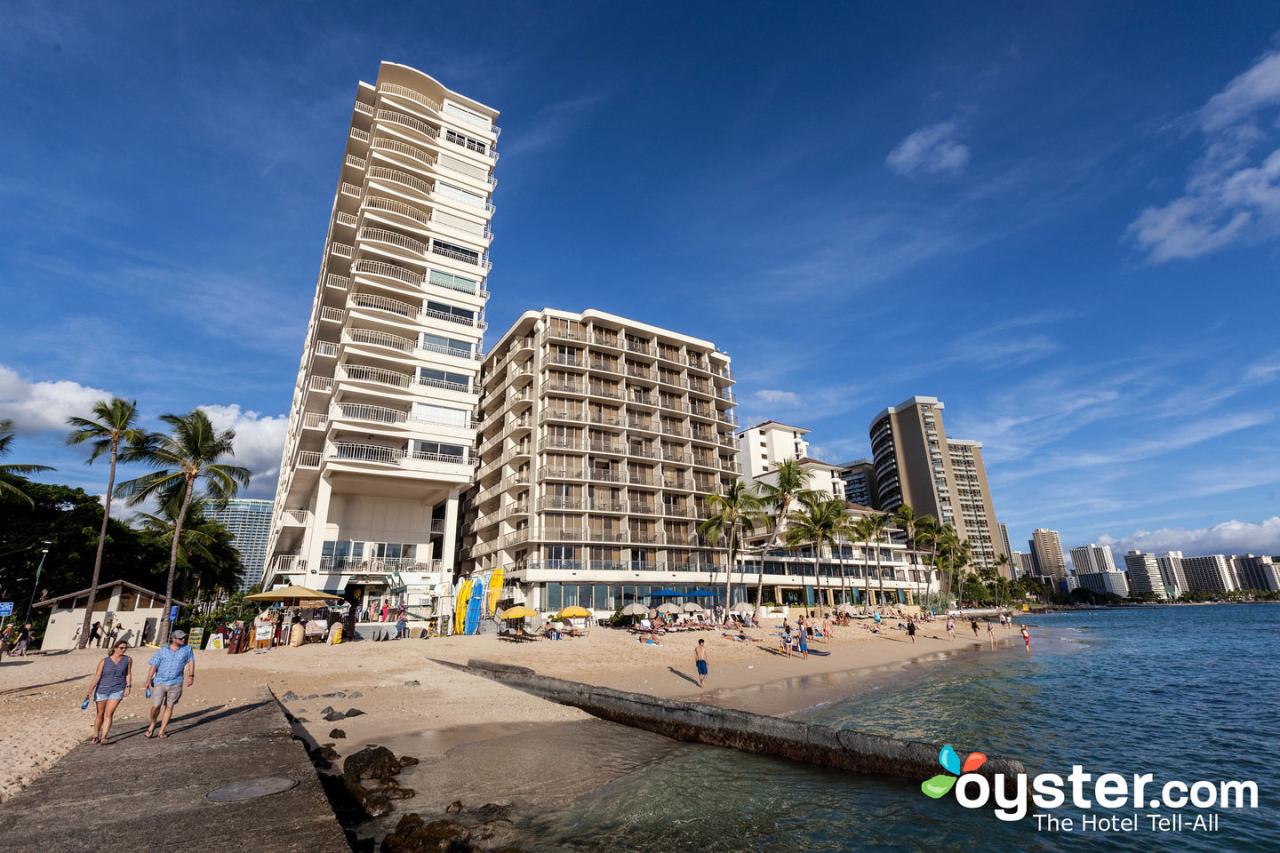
left=426, top=300, right=476, bottom=322
left=428, top=268, right=478, bottom=295
left=422, top=332, right=472, bottom=357
left=414, top=403, right=469, bottom=426
left=545, top=583, right=561, bottom=612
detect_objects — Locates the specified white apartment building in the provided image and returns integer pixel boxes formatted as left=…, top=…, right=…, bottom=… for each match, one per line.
left=1123, top=550, right=1169, bottom=600
left=1070, top=543, right=1117, bottom=575
left=1157, top=551, right=1189, bottom=598
left=1231, top=555, right=1280, bottom=592
left=736, top=421, right=845, bottom=500
left=1076, top=571, right=1129, bottom=598
left=263, top=62, right=499, bottom=616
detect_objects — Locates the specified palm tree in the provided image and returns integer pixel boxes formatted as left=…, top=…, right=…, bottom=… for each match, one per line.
left=784, top=492, right=844, bottom=618
left=117, top=410, right=250, bottom=643
left=754, top=460, right=814, bottom=607
left=698, top=480, right=767, bottom=619
left=135, top=499, right=244, bottom=605
left=0, top=419, right=53, bottom=506
left=893, top=504, right=921, bottom=608
left=833, top=504, right=857, bottom=607
left=857, top=511, right=890, bottom=607
left=914, top=514, right=941, bottom=609
left=66, top=398, right=146, bottom=648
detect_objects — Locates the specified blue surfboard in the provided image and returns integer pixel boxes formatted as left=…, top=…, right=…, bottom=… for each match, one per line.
left=464, top=580, right=485, bottom=635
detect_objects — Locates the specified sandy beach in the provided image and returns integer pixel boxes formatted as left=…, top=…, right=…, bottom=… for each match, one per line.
left=0, top=615, right=1032, bottom=810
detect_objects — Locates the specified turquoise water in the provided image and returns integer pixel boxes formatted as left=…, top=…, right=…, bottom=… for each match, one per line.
left=532, top=605, right=1278, bottom=850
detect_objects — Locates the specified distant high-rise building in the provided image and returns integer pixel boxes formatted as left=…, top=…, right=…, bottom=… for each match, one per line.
left=838, top=459, right=877, bottom=507
left=736, top=422, right=845, bottom=501
left=868, top=396, right=1006, bottom=573
left=263, top=61, right=500, bottom=615
left=1070, top=543, right=1117, bottom=575
left=1230, top=555, right=1279, bottom=591
left=999, top=523, right=1013, bottom=565
left=1077, top=571, right=1129, bottom=598
left=1012, top=550, right=1035, bottom=577
left=1029, top=528, right=1067, bottom=581
left=206, top=498, right=274, bottom=591
left=1124, top=550, right=1169, bottom=600
left=1157, top=551, right=1189, bottom=597
left=1180, top=555, right=1238, bottom=593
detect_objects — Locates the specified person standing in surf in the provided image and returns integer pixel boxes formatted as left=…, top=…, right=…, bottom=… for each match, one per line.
left=1021, top=624, right=1031, bottom=655
left=987, top=620, right=996, bottom=650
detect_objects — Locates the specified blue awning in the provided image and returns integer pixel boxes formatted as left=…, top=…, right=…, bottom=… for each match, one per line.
left=648, top=589, right=685, bottom=598
left=684, top=589, right=716, bottom=599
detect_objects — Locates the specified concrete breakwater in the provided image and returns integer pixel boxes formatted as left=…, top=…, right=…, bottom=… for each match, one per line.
left=454, top=659, right=1025, bottom=786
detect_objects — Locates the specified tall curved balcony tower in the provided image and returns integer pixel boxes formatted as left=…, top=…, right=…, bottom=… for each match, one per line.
left=263, top=62, right=499, bottom=613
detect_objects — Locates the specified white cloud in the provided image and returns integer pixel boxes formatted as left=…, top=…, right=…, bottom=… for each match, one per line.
left=754, top=389, right=799, bottom=406
left=1129, top=49, right=1280, bottom=262
left=886, top=121, right=971, bottom=176
left=0, top=364, right=113, bottom=433
left=198, top=404, right=287, bottom=498
left=1098, top=516, right=1280, bottom=557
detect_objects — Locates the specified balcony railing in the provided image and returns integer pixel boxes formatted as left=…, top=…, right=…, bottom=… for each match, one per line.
left=341, top=364, right=412, bottom=388
left=379, top=82, right=443, bottom=114
left=346, top=327, right=413, bottom=354
left=368, top=165, right=434, bottom=197
left=350, top=291, right=418, bottom=320
left=297, top=450, right=322, bottom=468
left=375, top=108, right=438, bottom=141
left=423, top=306, right=479, bottom=327
left=326, top=273, right=351, bottom=291
left=419, top=375, right=471, bottom=393
left=364, top=194, right=431, bottom=226
left=332, top=442, right=403, bottom=465
left=360, top=226, right=426, bottom=255
left=353, top=258, right=423, bottom=286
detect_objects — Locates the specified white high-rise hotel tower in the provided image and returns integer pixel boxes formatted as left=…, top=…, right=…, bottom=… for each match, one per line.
left=263, top=63, right=498, bottom=612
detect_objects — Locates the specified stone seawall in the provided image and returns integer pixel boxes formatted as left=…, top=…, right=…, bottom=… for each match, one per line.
left=454, top=659, right=1025, bottom=785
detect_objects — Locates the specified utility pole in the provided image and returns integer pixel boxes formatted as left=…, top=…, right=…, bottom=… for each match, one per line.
left=24, top=543, right=51, bottom=623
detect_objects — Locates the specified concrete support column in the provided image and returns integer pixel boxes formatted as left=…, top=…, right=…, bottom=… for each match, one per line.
left=302, top=472, right=333, bottom=580
left=439, top=488, right=462, bottom=572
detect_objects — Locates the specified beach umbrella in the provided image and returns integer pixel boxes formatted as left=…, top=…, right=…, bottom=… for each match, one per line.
left=246, top=585, right=342, bottom=603
left=730, top=602, right=754, bottom=613
left=558, top=606, right=591, bottom=619
left=500, top=605, right=537, bottom=620
left=656, top=602, right=682, bottom=615
left=837, top=603, right=857, bottom=615
left=682, top=602, right=704, bottom=613
left=648, top=589, right=684, bottom=598
left=684, top=589, right=715, bottom=599
left=619, top=603, right=648, bottom=616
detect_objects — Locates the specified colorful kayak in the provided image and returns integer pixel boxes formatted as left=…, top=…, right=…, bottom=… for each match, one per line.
left=464, top=580, right=485, bottom=635
left=454, top=579, right=472, bottom=634
left=487, top=567, right=505, bottom=615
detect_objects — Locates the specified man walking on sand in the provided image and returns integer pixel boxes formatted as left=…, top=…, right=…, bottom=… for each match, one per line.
left=144, top=629, right=195, bottom=739
left=695, top=638, right=709, bottom=687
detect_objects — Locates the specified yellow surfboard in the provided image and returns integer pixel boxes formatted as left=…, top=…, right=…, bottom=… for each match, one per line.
left=454, top=579, right=472, bottom=634
left=487, top=567, right=505, bottom=615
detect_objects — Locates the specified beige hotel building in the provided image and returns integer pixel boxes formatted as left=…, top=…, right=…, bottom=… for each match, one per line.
left=263, top=62, right=498, bottom=612
left=461, top=309, right=741, bottom=613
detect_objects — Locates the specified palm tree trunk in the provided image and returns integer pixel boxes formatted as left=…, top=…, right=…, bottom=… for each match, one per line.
left=723, top=526, right=736, bottom=623
left=811, top=554, right=820, bottom=618
left=160, top=475, right=196, bottom=645
left=79, top=439, right=118, bottom=649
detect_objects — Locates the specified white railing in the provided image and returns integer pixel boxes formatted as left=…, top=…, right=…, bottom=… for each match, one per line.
left=271, top=554, right=305, bottom=573
left=360, top=226, right=426, bottom=255
left=350, top=127, right=370, bottom=143
left=332, top=442, right=402, bottom=465
left=354, top=100, right=375, bottom=117
left=335, top=402, right=407, bottom=425
left=340, top=182, right=362, bottom=198
left=380, top=82, right=442, bottom=113
left=284, top=508, right=311, bottom=525
left=368, top=165, right=434, bottom=196
left=423, top=306, right=478, bottom=327
left=297, top=450, right=322, bottom=467
left=371, top=136, right=436, bottom=170
left=335, top=211, right=358, bottom=227
left=430, top=241, right=481, bottom=265
left=309, top=376, right=333, bottom=393
left=410, top=450, right=469, bottom=465
left=375, top=108, right=438, bottom=140
left=302, top=412, right=328, bottom=429
left=345, top=154, right=366, bottom=170
left=330, top=242, right=354, bottom=258
left=325, top=274, right=350, bottom=290
left=350, top=291, right=417, bottom=319
left=364, top=194, right=430, bottom=226
left=353, top=258, right=423, bottom=286
left=319, top=307, right=344, bottom=323
left=315, top=341, right=338, bottom=357
left=341, top=364, right=412, bottom=388
left=419, top=376, right=470, bottom=393
left=346, top=327, right=414, bottom=353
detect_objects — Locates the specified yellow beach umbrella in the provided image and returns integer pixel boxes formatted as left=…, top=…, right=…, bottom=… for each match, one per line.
left=500, top=605, right=537, bottom=620
left=558, top=606, right=591, bottom=619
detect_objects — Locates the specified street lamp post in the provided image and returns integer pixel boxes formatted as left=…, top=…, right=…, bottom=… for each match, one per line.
left=24, top=544, right=51, bottom=623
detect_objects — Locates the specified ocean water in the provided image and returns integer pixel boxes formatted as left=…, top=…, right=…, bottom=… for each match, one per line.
left=529, top=605, right=1278, bottom=851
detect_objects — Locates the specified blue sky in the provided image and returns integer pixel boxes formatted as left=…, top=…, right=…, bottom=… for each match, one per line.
left=2, top=2, right=1279, bottom=559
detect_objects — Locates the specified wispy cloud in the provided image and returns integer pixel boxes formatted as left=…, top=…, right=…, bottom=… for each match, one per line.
left=199, top=403, right=286, bottom=498
left=1128, top=47, right=1280, bottom=262
left=498, top=94, right=609, bottom=160
left=886, top=121, right=971, bottom=176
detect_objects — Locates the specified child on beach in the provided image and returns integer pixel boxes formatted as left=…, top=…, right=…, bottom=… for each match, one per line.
left=906, top=619, right=916, bottom=644
left=694, top=639, right=708, bottom=687
left=781, top=622, right=793, bottom=657
left=946, top=617, right=955, bottom=641
left=1021, top=625, right=1031, bottom=655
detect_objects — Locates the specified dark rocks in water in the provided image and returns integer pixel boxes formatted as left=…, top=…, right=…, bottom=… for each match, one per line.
left=471, top=803, right=510, bottom=822
left=398, top=755, right=419, bottom=768
left=445, top=800, right=463, bottom=814
left=321, top=690, right=348, bottom=698
left=360, top=791, right=392, bottom=818
left=281, top=690, right=299, bottom=702
left=313, top=759, right=333, bottom=772
left=348, top=690, right=363, bottom=699
left=311, top=745, right=340, bottom=762
left=344, top=745, right=402, bottom=783
left=321, top=707, right=346, bottom=722
left=330, top=728, right=347, bottom=739
left=294, top=717, right=310, bottom=723
left=404, top=679, right=421, bottom=687
left=345, top=708, right=366, bottom=718
left=381, top=814, right=470, bottom=852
